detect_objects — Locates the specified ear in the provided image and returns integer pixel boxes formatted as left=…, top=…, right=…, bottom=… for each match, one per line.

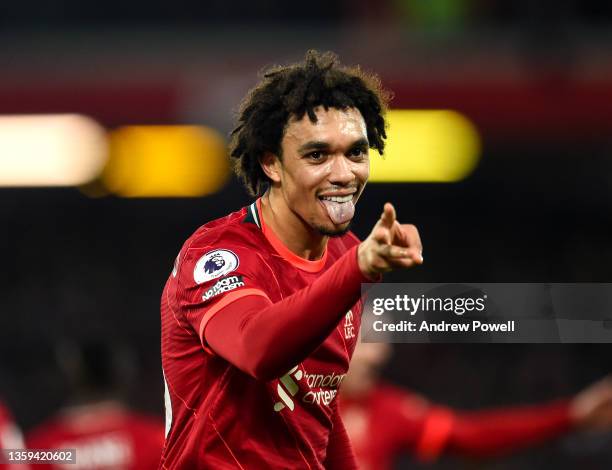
left=260, top=151, right=282, bottom=184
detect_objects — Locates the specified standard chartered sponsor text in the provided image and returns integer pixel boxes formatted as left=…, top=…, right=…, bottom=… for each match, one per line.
left=301, top=371, right=345, bottom=407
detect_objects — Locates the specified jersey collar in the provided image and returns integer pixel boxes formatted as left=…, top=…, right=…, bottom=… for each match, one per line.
left=250, top=198, right=328, bottom=273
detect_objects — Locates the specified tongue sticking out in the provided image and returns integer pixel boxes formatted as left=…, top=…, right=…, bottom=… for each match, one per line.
left=321, top=199, right=355, bottom=225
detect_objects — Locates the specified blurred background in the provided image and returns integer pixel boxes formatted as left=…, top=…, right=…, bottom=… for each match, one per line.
left=1, top=0, right=611, bottom=468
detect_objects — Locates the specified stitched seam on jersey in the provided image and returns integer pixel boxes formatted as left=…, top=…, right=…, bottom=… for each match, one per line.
left=206, top=365, right=235, bottom=426
left=276, top=409, right=313, bottom=470
left=255, top=253, right=283, bottom=299
left=166, top=286, right=197, bottom=340
left=163, top=291, right=200, bottom=418
left=166, top=237, right=224, bottom=416
left=163, top=371, right=198, bottom=419
left=209, top=414, right=245, bottom=470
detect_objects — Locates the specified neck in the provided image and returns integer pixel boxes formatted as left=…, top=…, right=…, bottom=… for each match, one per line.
left=260, top=189, right=328, bottom=261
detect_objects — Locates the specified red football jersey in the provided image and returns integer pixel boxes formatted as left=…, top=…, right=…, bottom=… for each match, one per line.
left=160, top=199, right=363, bottom=469
left=340, top=382, right=572, bottom=470
left=26, top=402, right=165, bottom=470
left=340, top=384, right=430, bottom=470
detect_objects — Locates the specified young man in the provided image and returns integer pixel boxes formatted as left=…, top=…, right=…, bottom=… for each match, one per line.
left=339, top=341, right=612, bottom=469
left=159, top=51, right=423, bottom=469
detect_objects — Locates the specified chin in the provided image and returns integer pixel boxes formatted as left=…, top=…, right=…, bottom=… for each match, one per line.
left=316, top=221, right=352, bottom=237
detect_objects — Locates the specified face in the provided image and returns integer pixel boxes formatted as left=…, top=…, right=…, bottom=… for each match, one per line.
left=265, top=106, right=370, bottom=236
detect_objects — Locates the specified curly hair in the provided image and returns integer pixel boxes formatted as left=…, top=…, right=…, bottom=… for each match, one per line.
left=229, top=50, right=392, bottom=196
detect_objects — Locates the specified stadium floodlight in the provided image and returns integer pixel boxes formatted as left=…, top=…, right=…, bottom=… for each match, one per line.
left=101, top=125, right=229, bottom=197
left=0, top=114, right=108, bottom=187
left=369, top=110, right=481, bottom=182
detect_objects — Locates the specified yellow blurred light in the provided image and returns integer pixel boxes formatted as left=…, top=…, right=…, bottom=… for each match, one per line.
left=369, top=110, right=481, bottom=182
left=0, top=114, right=107, bottom=186
left=102, top=126, right=229, bottom=197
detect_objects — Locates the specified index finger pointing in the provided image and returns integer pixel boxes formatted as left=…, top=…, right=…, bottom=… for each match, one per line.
left=380, top=202, right=396, bottom=229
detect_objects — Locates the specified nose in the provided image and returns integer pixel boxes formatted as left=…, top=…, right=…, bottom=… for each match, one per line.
left=328, top=155, right=354, bottom=186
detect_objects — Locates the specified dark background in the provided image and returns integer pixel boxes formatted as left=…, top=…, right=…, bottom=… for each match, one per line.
left=1, top=1, right=611, bottom=468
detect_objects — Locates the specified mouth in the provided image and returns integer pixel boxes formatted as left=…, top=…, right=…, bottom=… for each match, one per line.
left=318, top=194, right=354, bottom=203
left=317, top=190, right=358, bottom=225
left=318, top=188, right=357, bottom=200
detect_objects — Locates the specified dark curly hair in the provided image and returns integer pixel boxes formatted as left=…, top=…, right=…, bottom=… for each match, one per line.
left=229, top=50, right=392, bottom=196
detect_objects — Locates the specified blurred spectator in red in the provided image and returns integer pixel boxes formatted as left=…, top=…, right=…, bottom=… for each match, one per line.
left=26, top=341, right=164, bottom=470
left=0, top=400, right=29, bottom=470
left=339, top=341, right=612, bottom=470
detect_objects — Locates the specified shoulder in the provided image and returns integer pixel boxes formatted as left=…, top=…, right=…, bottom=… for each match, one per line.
left=181, top=206, right=265, bottom=263
left=185, top=206, right=261, bottom=251
left=175, top=205, right=269, bottom=285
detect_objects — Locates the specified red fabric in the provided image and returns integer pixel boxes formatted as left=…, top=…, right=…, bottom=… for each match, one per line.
left=160, top=200, right=368, bottom=469
left=25, top=403, right=164, bottom=470
left=339, top=383, right=573, bottom=470
left=322, top=401, right=358, bottom=469
left=204, top=244, right=367, bottom=381
left=0, top=401, right=29, bottom=470
left=414, top=407, right=454, bottom=461
left=446, top=399, right=572, bottom=458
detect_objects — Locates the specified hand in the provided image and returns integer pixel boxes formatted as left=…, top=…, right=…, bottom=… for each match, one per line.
left=358, top=202, right=423, bottom=280
left=570, top=376, right=612, bottom=430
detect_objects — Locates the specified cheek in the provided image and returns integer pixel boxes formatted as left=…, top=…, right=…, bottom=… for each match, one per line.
left=294, top=165, right=330, bottom=191
left=354, top=160, right=370, bottom=184
left=281, top=167, right=323, bottom=209
left=312, top=162, right=334, bottom=182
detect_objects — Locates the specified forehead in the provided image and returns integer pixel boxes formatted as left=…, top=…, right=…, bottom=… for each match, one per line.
left=283, top=107, right=367, bottom=146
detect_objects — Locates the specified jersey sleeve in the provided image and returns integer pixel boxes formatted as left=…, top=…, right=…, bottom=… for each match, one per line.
left=173, top=241, right=273, bottom=350
left=204, top=244, right=371, bottom=380
left=411, top=397, right=572, bottom=461
left=443, top=399, right=572, bottom=459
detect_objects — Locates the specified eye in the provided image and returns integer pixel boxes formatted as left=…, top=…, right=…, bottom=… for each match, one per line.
left=308, top=151, right=324, bottom=160
left=347, top=147, right=366, bottom=158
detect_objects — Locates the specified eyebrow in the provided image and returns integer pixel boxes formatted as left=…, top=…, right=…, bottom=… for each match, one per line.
left=298, top=138, right=369, bottom=153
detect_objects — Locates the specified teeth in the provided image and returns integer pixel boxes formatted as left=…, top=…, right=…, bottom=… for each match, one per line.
left=321, top=195, right=353, bottom=203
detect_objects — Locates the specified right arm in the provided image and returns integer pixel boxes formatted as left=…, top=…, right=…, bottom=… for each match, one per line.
left=205, top=203, right=422, bottom=380
left=404, top=377, right=612, bottom=461
left=205, top=245, right=367, bottom=381
left=415, top=401, right=572, bottom=460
